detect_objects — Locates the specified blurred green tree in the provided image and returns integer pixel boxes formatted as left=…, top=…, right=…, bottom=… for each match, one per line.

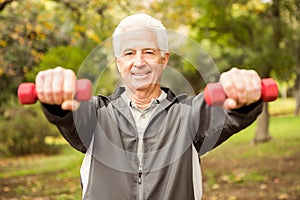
left=191, top=0, right=298, bottom=143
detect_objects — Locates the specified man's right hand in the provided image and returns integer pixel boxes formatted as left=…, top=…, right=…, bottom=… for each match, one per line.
left=35, top=66, right=80, bottom=111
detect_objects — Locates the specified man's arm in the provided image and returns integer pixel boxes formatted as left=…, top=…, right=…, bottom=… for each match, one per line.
left=192, top=68, right=263, bottom=155
left=193, top=96, right=263, bottom=155
left=41, top=104, right=87, bottom=153
left=213, top=100, right=263, bottom=148
left=36, top=67, right=97, bottom=153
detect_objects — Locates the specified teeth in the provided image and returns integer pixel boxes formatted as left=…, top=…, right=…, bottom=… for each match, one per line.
left=133, top=74, right=147, bottom=77
left=132, top=72, right=149, bottom=79
left=132, top=71, right=150, bottom=75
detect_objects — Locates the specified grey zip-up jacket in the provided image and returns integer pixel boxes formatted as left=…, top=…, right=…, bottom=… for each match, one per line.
left=42, top=87, right=263, bottom=200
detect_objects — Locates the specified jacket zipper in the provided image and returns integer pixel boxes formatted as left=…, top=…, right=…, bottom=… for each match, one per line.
left=138, top=163, right=143, bottom=184
left=137, top=136, right=144, bottom=200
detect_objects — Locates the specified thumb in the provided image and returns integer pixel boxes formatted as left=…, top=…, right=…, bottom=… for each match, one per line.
left=223, top=98, right=238, bottom=110
left=61, top=100, right=81, bottom=111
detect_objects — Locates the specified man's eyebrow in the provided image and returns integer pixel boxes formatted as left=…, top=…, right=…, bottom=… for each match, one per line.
left=122, top=47, right=158, bottom=52
left=143, top=48, right=157, bottom=51
left=122, top=48, right=135, bottom=52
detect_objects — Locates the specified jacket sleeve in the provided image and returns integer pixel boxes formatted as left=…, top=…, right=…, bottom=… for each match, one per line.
left=41, top=97, right=98, bottom=153
left=191, top=93, right=263, bottom=156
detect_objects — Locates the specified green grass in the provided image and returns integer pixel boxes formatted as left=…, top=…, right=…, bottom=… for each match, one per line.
left=204, top=115, right=300, bottom=168
left=0, top=147, right=83, bottom=179
left=201, top=112, right=300, bottom=199
left=0, top=147, right=84, bottom=199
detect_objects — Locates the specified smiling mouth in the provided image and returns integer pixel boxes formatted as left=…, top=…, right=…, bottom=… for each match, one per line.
left=131, top=71, right=151, bottom=79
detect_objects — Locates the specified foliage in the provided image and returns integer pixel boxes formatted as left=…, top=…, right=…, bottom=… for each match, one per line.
left=0, top=0, right=123, bottom=105
left=25, top=45, right=90, bottom=82
left=0, top=0, right=198, bottom=105
left=0, top=0, right=69, bottom=105
left=191, top=0, right=298, bottom=79
left=0, top=101, right=61, bottom=156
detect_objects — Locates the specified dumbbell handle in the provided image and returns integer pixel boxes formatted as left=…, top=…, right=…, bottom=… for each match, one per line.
left=204, top=78, right=278, bottom=106
left=18, top=79, right=92, bottom=105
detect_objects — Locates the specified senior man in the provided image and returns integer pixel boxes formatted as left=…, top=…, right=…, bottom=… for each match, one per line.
left=37, top=14, right=262, bottom=200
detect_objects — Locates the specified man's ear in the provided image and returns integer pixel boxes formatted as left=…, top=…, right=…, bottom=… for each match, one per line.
left=162, top=53, right=170, bottom=69
left=116, top=58, right=121, bottom=72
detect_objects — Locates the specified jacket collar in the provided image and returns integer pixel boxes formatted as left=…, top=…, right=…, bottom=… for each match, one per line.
left=107, top=86, right=177, bottom=102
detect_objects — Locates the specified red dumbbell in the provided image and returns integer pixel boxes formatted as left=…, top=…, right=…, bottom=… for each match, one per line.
left=18, top=79, right=92, bottom=105
left=204, top=78, right=278, bottom=106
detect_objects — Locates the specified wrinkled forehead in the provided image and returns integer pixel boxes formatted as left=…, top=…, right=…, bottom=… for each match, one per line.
left=117, top=28, right=159, bottom=53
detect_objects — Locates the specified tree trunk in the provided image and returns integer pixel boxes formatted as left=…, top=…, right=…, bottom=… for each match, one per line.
left=253, top=102, right=272, bottom=144
left=253, top=0, right=281, bottom=144
left=295, top=74, right=300, bottom=116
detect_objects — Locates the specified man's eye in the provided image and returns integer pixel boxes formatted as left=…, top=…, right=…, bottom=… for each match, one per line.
left=124, top=51, right=134, bottom=56
left=144, top=50, right=155, bottom=55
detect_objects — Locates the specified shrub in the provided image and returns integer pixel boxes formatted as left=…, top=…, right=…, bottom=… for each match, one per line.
left=0, top=101, right=61, bottom=157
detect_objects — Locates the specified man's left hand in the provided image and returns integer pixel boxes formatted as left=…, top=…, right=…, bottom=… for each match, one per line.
left=219, top=67, right=261, bottom=110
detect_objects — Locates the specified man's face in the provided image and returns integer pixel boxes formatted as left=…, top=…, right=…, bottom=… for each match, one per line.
left=116, top=29, right=169, bottom=92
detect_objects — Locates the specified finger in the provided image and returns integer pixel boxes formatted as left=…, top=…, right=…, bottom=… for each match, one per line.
left=233, top=73, right=248, bottom=105
left=52, top=68, right=64, bottom=104
left=220, top=72, right=237, bottom=101
left=243, top=76, right=255, bottom=105
left=221, top=68, right=248, bottom=104
left=43, top=69, right=55, bottom=104
left=228, top=69, right=252, bottom=105
left=240, top=70, right=261, bottom=105
left=61, top=100, right=80, bottom=111
left=248, top=70, right=261, bottom=104
left=63, top=69, right=76, bottom=101
left=35, top=71, right=46, bottom=102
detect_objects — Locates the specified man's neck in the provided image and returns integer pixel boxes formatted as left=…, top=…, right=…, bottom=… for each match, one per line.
left=126, top=85, right=162, bottom=110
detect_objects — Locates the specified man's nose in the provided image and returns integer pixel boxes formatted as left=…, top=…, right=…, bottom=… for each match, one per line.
left=133, top=51, right=145, bottom=67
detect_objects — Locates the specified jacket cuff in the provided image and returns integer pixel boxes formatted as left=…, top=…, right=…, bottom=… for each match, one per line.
left=229, top=100, right=263, bottom=117
left=40, top=103, right=73, bottom=124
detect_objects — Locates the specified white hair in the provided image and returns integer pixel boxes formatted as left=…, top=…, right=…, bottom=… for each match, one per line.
left=112, top=13, right=168, bottom=57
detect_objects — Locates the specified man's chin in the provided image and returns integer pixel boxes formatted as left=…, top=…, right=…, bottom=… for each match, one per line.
left=133, top=83, right=152, bottom=91
left=128, top=82, right=158, bottom=92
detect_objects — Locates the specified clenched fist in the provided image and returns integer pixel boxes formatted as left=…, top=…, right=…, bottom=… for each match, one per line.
left=220, top=68, right=261, bottom=109
left=35, top=67, right=80, bottom=110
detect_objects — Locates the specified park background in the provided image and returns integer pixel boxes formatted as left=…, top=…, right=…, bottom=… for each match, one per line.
left=0, top=0, right=299, bottom=199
